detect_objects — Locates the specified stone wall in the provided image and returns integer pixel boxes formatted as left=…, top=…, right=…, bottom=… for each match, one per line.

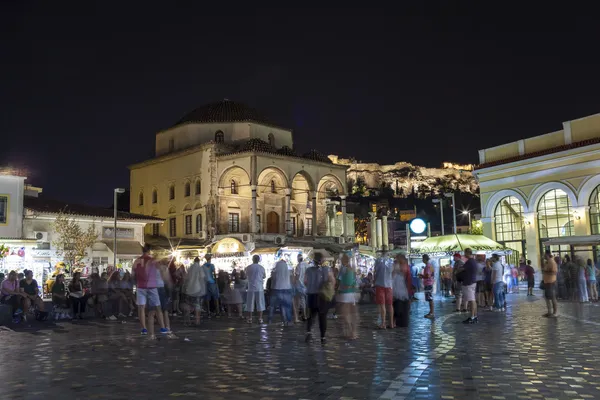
left=329, top=155, right=479, bottom=197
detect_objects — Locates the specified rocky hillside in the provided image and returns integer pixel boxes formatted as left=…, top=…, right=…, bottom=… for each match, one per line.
left=329, top=155, right=479, bottom=198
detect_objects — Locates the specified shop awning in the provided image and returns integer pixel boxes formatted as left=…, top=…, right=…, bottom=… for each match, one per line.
left=542, top=235, right=600, bottom=247
left=101, top=240, right=143, bottom=257
left=252, top=247, right=280, bottom=254
left=412, top=234, right=510, bottom=256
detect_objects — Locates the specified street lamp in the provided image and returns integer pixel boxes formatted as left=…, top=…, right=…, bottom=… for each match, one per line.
left=432, top=198, right=444, bottom=235
left=462, top=210, right=471, bottom=232
left=113, top=188, right=126, bottom=268
left=444, top=192, right=457, bottom=234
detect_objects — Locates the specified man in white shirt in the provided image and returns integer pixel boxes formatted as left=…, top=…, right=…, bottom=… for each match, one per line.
left=490, top=254, right=506, bottom=311
left=294, top=255, right=309, bottom=322
left=245, top=255, right=266, bottom=324
left=268, top=258, right=292, bottom=325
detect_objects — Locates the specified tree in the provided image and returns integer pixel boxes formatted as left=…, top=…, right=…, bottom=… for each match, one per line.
left=354, top=217, right=368, bottom=244
left=52, top=212, right=98, bottom=268
left=352, top=176, right=367, bottom=196
left=471, top=220, right=483, bottom=235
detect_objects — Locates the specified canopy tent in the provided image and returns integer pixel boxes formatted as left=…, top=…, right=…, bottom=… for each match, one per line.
left=411, top=234, right=511, bottom=257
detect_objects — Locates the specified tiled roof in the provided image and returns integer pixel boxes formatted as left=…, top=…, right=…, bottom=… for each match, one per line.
left=302, top=149, right=331, bottom=163
left=475, top=137, right=600, bottom=170
left=277, top=146, right=297, bottom=157
left=240, top=138, right=275, bottom=153
left=24, top=196, right=163, bottom=222
left=218, top=142, right=333, bottom=164
left=172, top=100, right=287, bottom=129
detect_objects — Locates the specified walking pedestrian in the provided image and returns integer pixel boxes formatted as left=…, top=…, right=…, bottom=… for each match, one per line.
left=183, top=257, right=206, bottom=326
left=461, top=248, right=479, bottom=324
left=245, top=255, right=266, bottom=324
left=586, top=259, right=598, bottom=302
left=484, top=259, right=493, bottom=309
left=294, top=255, right=309, bottom=322
left=420, top=255, right=435, bottom=319
left=374, top=252, right=394, bottom=327
left=132, top=245, right=168, bottom=339
left=490, top=254, right=505, bottom=311
left=268, top=258, right=293, bottom=325
left=203, top=255, right=220, bottom=317
left=392, top=254, right=413, bottom=328
left=542, top=251, right=558, bottom=317
left=452, top=253, right=465, bottom=312
left=475, top=256, right=486, bottom=307
left=525, top=260, right=535, bottom=296
left=577, top=257, right=589, bottom=303
left=336, top=253, right=359, bottom=339
left=305, top=252, right=335, bottom=344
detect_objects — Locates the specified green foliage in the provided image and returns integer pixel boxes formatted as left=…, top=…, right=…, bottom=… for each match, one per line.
left=52, top=212, right=98, bottom=267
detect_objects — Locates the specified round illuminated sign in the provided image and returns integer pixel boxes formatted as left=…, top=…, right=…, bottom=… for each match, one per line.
left=410, top=218, right=426, bottom=234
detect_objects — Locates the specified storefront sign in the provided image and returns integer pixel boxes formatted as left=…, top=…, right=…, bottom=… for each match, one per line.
left=31, top=249, right=54, bottom=258
left=102, top=227, right=134, bottom=239
left=399, top=210, right=417, bottom=222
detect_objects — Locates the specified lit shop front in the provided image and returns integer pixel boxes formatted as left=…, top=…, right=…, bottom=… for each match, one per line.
left=0, top=240, right=51, bottom=293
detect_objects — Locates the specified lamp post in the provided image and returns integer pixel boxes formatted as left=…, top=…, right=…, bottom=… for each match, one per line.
left=432, top=198, right=444, bottom=235
left=113, top=188, right=126, bottom=268
left=462, top=210, right=471, bottom=233
left=444, top=192, right=457, bottom=234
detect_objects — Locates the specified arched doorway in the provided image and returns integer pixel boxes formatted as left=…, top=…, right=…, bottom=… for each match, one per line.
left=537, top=188, right=574, bottom=259
left=494, top=196, right=526, bottom=263
left=266, top=211, right=280, bottom=233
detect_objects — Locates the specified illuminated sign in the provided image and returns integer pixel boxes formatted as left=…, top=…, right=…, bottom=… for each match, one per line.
left=409, top=218, right=426, bottom=234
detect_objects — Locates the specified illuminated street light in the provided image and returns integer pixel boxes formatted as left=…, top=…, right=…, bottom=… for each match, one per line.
left=462, top=210, right=471, bottom=232
left=113, top=188, right=126, bottom=268
left=444, top=192, right=457, bottom=234
left=432, top=198, right=444, bottom=235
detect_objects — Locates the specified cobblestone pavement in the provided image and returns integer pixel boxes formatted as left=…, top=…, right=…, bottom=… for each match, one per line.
left=2, top=290, right=600, bottom=400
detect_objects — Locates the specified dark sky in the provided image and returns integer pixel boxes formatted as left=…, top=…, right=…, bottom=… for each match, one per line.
left=2, top=3, right=600, bottom=206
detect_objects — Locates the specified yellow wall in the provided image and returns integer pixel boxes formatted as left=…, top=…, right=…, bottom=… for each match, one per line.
left=130, top=147, right=211, bottom=238
left=483, top=142, right=520, bottom=163
left=571, top=114, right=600, bottom=142
left=524, top=130, right=564, bottom=153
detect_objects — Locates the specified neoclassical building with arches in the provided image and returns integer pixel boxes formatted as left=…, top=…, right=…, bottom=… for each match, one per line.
left=129, top=100, right=352, bottom=244
left=475, top=112, right=600, bottom=266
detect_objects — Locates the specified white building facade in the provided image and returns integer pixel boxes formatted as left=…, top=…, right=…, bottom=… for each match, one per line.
left=129, top=100, right=354, bottom=247
left=0, top=171, right=162, bottom=282
left=475, top=112, right=600, bottom=267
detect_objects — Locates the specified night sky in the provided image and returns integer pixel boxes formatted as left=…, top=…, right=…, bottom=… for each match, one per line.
left=2, top=4, right=600, bottom=206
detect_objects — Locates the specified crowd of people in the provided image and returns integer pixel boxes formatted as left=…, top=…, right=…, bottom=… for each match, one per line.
left=3, top=245, right=598, bottom=341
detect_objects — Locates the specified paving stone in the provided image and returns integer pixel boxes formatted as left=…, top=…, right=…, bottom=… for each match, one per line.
left=2, top=291, right=600, bottom=399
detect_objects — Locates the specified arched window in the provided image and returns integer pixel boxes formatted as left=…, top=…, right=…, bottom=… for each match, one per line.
left=184, top=182, right=191, bottom=197
left=268, top=133, right=275, bottom=147
left=589, top=186, right=600, bottom=234
left=215, top=130, right=224, bottom=143
left=537, top=189, right=573, bottom=239
left=152, top=189, right=158, bottom=204
left=138, top=191, right=144, bottom=206
left=230, top=179, right=238, bottom=195
left=494, top=196, right=525, bottom=242
left=169, top=185, right=175, bottom=200
left=195, top=180, right=201, bottom=195
left=270, top=180, right=276, bottom=193
left=196, top=214, right=203, bottom=233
